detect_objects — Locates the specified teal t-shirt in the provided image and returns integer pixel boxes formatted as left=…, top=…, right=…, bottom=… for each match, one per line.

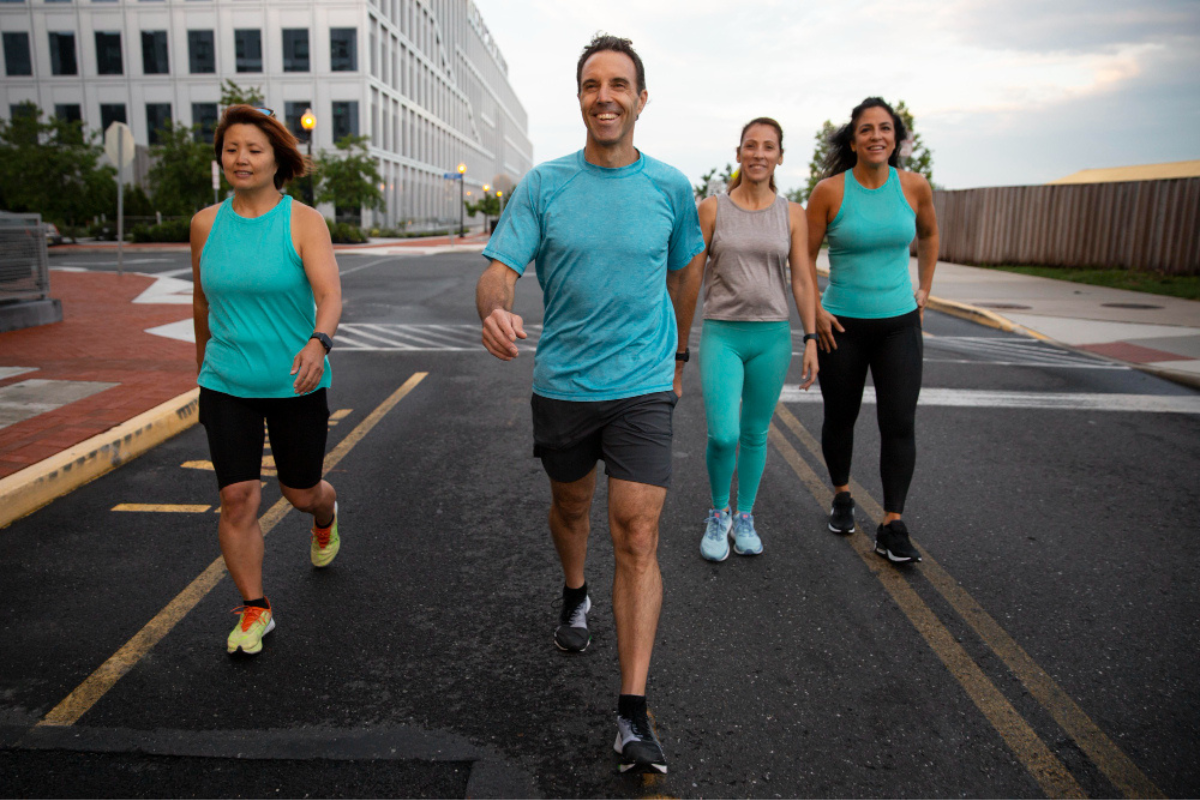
left=198, top=195, right=331, bottom=398
left=482, top=150, right=705, bottom=402
left=823, top=167, right=918, bottom=319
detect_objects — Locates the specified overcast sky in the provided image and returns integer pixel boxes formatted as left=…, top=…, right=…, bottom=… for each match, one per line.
left=472, top=0, right=1199, bottom=192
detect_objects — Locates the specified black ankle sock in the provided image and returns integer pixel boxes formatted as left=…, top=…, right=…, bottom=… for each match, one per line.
left=563, top=582, right=588, bottom=605
left=618, top=694, right=646, bottom=719
left=244, top=597, right=270, bottom=610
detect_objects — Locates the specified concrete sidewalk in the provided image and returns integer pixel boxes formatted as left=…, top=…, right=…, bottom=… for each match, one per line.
left=2, top=254, right=1197, bottom=528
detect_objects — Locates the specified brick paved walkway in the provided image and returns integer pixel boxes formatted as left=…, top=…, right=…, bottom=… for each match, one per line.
left=0, top=270, right=195, bottom=478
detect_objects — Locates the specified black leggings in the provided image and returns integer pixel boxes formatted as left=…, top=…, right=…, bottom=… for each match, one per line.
left=817, top=310, right=922, bottom=514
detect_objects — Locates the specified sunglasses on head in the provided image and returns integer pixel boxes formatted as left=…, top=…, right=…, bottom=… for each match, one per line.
left=255, top=107, right=275, bottom=117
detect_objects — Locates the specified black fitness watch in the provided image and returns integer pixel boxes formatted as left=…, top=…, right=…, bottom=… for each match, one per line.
left=675, top=348, right=690, bottom=363
left=310, top=332, right=333, bottom=353
left=803, top=333, right=819, bottom=344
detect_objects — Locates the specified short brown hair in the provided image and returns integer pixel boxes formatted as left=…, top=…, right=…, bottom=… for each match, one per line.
left=576, top=33, right=645, bottom=95
left=213, top=104, right=309, bottom=190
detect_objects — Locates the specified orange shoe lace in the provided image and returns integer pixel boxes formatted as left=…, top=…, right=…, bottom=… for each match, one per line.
left=313, top=521, right=333, bottom=549
left=232, top=604, right=268, bottom=631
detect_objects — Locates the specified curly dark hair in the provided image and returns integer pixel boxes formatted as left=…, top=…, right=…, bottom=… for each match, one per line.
left=576, top=33, right=645, bottom=95
left=213, top=104, right=309, bottom=190
left=823, top=97, right=908, bottom=179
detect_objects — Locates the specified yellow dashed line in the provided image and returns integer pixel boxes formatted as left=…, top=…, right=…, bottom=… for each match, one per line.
left=112, top=503, right=211, bottom=513
left=38, top=373, right=428, bottom=728
left=181, top=460, right=214, bottom=471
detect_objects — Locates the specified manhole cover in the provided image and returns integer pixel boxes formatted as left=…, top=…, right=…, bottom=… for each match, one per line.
left=975, top=302, right=1032, bottom=310
left=1101, top=302, right=1163, bottom=310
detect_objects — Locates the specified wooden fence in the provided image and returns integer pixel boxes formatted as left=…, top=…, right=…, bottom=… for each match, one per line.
left=926, top=178, right=1200, bottom=274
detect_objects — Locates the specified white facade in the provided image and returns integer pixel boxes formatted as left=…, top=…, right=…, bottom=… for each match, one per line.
left=0, top=0, right=532, bottom=228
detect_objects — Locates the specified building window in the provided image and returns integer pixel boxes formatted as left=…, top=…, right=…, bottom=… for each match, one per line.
left=330, top=28, right=356, bottom=71
left=282, top=29, right=309, bottom=72
left=95, top=31, right=122, bottom=75
left=188, top=30, right=214, bottom=74
left=100, top=103, right=126, bottom=132
left=3, top=32, right=32, bottom=76
left=146, top=102, right=171, bottom=145
left=49, top=32, right=77, bottom=76
left=235, top=29, right=262, bottom=73
left=332, top=101, right=359, bottom=142
left=54, top=104, right=81, bottom=123
left=192, top=102, right=218, bottom=143
left=285, top=101, right=312, bottom=142
left=141, top=30, right=168, bottom=74
left=10, top=104, right=37, bottom=124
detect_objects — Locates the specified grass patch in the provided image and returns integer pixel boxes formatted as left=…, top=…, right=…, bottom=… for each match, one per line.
left=980, top=264, right=1200, bottom=301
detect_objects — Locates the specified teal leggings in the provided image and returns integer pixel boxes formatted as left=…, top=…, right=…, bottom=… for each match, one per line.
left=699, top=319, right=792, bottom=512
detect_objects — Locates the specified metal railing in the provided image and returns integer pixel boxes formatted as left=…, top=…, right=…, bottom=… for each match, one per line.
left=0, top=212, right=51, bottom=303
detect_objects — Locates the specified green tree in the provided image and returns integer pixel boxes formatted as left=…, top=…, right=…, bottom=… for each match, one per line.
left=693, top=163, right=735, bottom=200
left=893, top=100, right=934, bottom=185
left=219, top=80, right=265, bottom=108
left=147, top=123, right=215, bottom=215
left=794, top=119, right=837, bottom=205
left=0, top=103, right=115, bottom=227
left=464, top=192, right=500, bottom=219
left=313, top=135, right=384, bottom=216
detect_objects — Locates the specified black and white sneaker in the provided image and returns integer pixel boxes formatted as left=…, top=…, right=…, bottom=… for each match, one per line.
left=554, top=594, right=591, bottom=652
left=828, top=491, right=856, bottom=534
left=614, top=711, right=667, bottom=774
left=874, top=520, right=922, bottom=563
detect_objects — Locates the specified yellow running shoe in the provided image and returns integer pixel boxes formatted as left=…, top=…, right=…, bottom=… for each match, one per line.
left=310, top=501, right=340, bottom=568
left=227, top=603, right=274, bottom=654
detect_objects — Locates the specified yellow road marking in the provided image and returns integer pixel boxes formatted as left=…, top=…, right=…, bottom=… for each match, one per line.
left=772, top=403, right=1163, bottom=798
left=767, top=421, right=1084, bottom=798
left=38, top=373, right=428, bottom=728
left=180, top=460, right=214, bottom=471
left=329, top=408, right=352, bottom=426
left=112, top=503, right=211, bottom=513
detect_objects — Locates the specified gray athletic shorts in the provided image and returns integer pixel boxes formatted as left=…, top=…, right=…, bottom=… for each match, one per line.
left=531, top=390, right=678, bottom=488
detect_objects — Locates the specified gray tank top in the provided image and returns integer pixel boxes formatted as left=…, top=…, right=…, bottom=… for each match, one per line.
left=702, top=193, right=792, bottom=321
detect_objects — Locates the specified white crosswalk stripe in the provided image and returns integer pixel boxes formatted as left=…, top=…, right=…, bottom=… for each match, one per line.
left=337, top=323, right=541, bottom=351
left=780, top=386, right=1200, bottom=414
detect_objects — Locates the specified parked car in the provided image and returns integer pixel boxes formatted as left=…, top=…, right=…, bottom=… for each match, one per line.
left=44, top=222, right=63, bottom=246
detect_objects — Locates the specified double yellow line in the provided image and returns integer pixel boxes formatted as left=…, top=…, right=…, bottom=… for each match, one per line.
left=37, top=373, right=427, bottom=728
left=769, top=403, right=1162, bottom=799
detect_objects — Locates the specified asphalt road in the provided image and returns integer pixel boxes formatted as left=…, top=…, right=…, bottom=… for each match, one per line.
left=2, top=249, right=1198, bottom=798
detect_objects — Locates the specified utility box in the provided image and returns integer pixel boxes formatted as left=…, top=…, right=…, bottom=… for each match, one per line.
left=0, top=212, right=63, bottom=333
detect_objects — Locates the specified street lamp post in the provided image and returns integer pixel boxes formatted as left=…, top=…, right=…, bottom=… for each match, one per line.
left=482, top=184, right=490, bottom=233
left=301, top=108, right=316, bottom=207
left=457, top=162, right=466, bottom=236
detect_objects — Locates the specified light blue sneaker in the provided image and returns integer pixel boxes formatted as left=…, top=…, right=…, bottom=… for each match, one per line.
left=732, top=511, right=763, bottom=555
left=700, top=508, right=732, bottom=562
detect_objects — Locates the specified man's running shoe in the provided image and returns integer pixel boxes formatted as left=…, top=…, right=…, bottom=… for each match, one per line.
left=700, top=507, right=732, bottom=562
left=828, top=491, right=856, bottom=534
left=554, top=593, right=591, bottom=652
left=614, top=710, right=667, bottom=774
left=310, top=501, right=340, bottom=568
left=227, top=604, right=274, bottom=654
left=732, top=511, right=763, bottom=556
left=874, top=520, right=922, bottom=563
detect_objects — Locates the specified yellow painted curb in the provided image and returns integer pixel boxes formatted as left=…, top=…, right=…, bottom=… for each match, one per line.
left=0, top=388, right=200, bottom=529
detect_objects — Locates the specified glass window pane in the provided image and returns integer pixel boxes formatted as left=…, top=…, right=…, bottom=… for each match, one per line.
left=100, top=103, right=127, bottom=132
left=95, top=31, right=122, bottom=75
left=330, top=28, right=356, bottom=72
left=146, top=102, right=171, bottom=145
left=192, top=102, right=218, bottom=143
left=3, top=32, right=32, bottom=76
left=49, top=32, right=77, bottom=75
left=188, top=30, right=214, bottom=74
left=141, top=30, right=168, bottom=74
left=235, top=29, right=261, bottom=73
left=282, top=28, right=309, bottom=72
left=332, top=101, right=359, bottom=142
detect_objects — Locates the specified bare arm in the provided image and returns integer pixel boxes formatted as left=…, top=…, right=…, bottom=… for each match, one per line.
left=476, top=259, right=525, bottom=361
left=189, top=207, right=217, bottom=374
left=664, top=197, right=715, bottom=396
left=909, top=174, right=939, bottom=322
left=788, top=202, right=819, bottom=390
left=805, top=179, right=844, bottom=352
left=290, top=203, right=343, bottom=394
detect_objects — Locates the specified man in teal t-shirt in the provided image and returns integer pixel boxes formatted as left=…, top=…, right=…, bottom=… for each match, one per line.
left=476, top=33, right=704, bottom=775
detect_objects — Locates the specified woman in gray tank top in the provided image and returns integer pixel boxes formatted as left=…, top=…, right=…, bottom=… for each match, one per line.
left=696, top=118, right=820, bottom=562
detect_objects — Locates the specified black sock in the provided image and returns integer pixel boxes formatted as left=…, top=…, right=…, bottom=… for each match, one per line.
left=563, top=582, right=588, bottom=606
left=618, top=694, right=646, bottom=720
left=244, top=597, right=270, bottom=610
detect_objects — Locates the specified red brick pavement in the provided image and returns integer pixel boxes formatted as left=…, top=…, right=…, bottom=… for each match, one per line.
left=0, top=270, right=196, bottom=478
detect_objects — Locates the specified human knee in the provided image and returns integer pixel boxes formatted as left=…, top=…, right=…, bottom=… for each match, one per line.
left=281, top=481, right=322, bottom=514
left=612, top=518, right=659, bottom=563
left=707, top=431, right=739, bottom=456
left=551, top=491, right=592, bottom=526
left=219, top=482, right=261, bottom=519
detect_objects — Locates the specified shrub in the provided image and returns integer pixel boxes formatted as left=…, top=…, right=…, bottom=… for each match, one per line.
left=130, top=218, right=191, bottom=243
left=325, top=219, right=367, bottom=244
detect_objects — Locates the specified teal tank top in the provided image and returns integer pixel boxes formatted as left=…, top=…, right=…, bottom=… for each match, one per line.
left=822, top=167, right=917, bottom=319
left=197, top=195, right=331, bottom=398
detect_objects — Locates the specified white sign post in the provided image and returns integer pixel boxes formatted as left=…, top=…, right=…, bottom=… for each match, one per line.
left=212, top=160, right=220, bottom=206
left=104, top=122, right=135, bottom=276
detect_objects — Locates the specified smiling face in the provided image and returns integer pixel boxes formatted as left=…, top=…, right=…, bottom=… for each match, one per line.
left=578, top=49, right=647, bottom=152
left=850, top=106, right=896, bottom=167
left=736, top=123, right=783, bottom=185
left=221, top=123, right=279, bottom=192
